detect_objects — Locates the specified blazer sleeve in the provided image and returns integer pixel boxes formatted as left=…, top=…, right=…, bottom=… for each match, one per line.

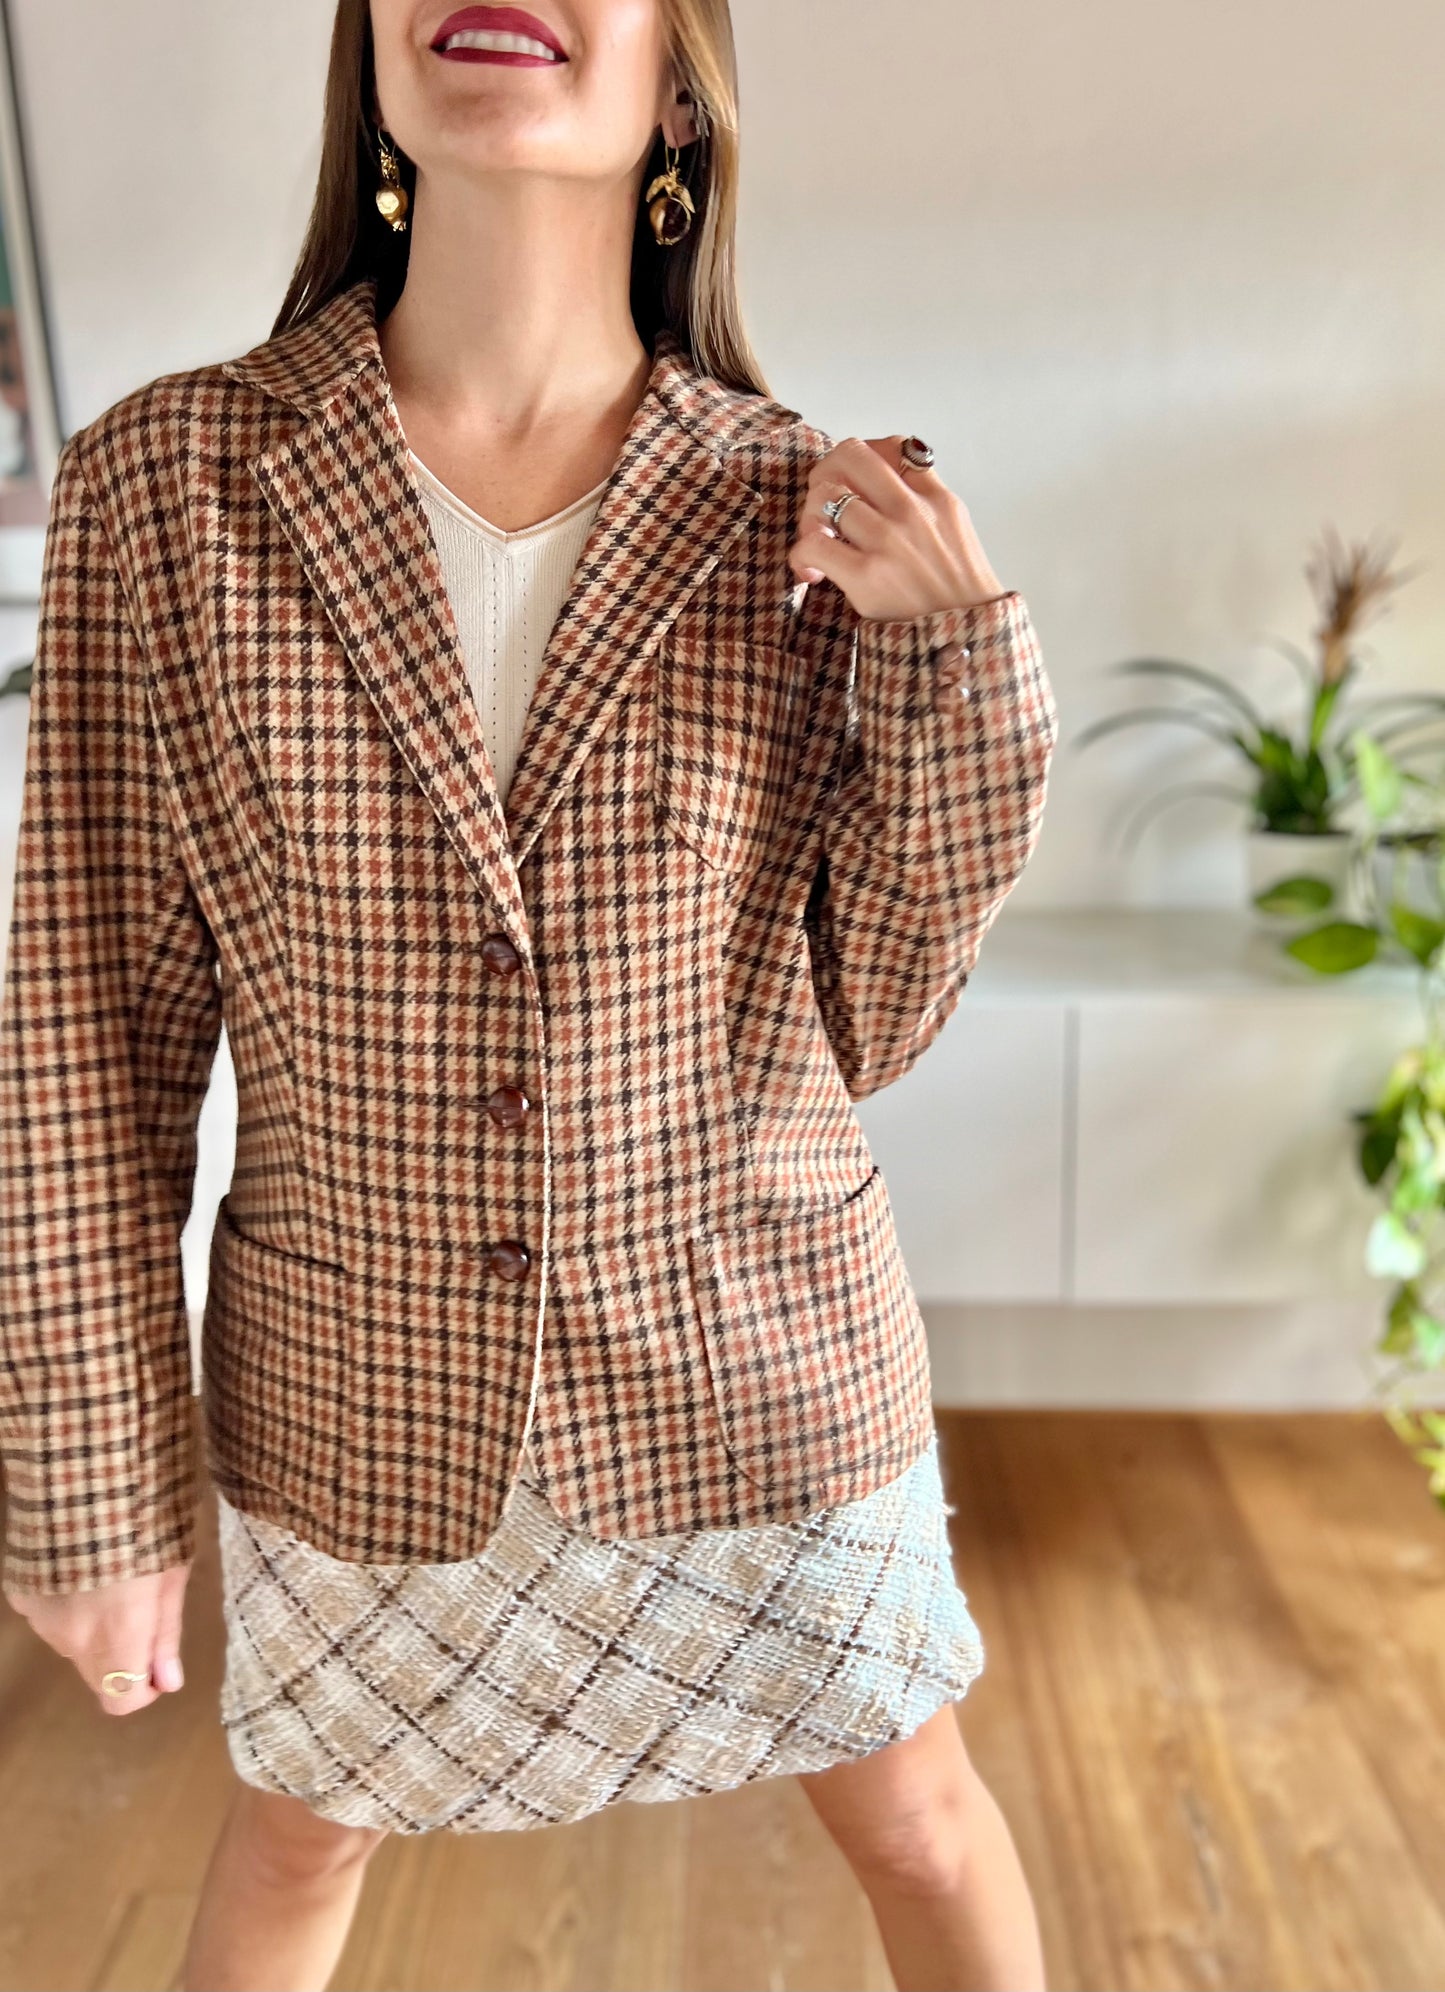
left=803, top=588, right=1058, bottom=1101
left=0, top=428, right=223, bottom=1597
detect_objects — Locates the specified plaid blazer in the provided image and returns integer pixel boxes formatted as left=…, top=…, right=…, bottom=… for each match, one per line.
left=0, top=277, right=1058, bottom=1595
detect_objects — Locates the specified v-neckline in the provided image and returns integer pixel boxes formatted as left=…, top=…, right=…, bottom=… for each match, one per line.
left=408, top=449, right=611, bottom=547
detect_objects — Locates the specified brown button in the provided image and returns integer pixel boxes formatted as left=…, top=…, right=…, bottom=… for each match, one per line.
left=480, top=933, right=522, bottom=976
left=933, top=639, right=973, bottom=683
left=487, top=1084, right=532, bottom=1127
left=932, top=640, right=974, bottom=709
left=486, top=1239, right=532, bottom=1280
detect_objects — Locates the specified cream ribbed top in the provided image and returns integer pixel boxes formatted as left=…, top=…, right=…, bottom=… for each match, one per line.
left=410, top=449, right=609, bottom=807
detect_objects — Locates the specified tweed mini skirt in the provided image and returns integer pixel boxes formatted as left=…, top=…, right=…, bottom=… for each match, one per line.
left=214, top=1422, right=985, bottom=1835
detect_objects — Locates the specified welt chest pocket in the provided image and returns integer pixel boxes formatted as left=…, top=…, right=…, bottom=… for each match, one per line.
left=646, top=632, right=802, bottom=876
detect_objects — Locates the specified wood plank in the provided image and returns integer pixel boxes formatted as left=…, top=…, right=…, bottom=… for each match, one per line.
left=938, top=1413, right=1093, bottom=1992
left=340, top=1795, right=688, bottom=1992
left=1085, top=1410, right=1445, bottom=1991
left=1207, top=1413, right=1445, bottom=1921
left=967, top=1411, right=1296, bottom=1992
left=680, top=1773, right=889, bottom=1992
left=94, top=1892, right=197, bottom=1992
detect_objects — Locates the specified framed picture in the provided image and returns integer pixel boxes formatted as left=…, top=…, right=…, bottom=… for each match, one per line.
left=0, top=0, right=59, bottom=604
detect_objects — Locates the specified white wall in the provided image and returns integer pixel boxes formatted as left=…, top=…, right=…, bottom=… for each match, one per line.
left=738, top=0, right=1445, bottom=908
left=14, top=0, right=1445, bottom=913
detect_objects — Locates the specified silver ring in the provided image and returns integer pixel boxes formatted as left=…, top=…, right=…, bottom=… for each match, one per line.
left=821, top=491, right=857, bottom=536
left=899, top=435, right=935, bottom=475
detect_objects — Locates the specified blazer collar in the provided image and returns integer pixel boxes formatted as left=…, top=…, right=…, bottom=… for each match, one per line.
left=221, top=277, right=763, bottom=948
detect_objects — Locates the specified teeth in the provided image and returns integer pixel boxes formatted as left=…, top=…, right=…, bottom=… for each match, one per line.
left=441, top=28, right=561, bottom=58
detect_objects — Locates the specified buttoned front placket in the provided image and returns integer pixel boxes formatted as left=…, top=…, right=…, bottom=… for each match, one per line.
left=473, top=919, right=554, bottom=1494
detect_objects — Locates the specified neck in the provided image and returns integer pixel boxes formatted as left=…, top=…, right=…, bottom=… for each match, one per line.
left=377, top=165, right=653, bottom=444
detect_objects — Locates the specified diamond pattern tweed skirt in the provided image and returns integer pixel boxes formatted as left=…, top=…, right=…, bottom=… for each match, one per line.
left=215, top=1423, right=985, bottom=1835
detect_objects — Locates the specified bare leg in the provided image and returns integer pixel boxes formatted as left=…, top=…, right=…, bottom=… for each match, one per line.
left=797, top=1703, right=1045, bottom=1992
left=177, top=1779, right=389, bottom=1992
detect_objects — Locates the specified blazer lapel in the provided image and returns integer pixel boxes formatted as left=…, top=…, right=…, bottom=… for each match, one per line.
left=501, top=364, right=759, bottom=869
left=235, top=280, right=760, bottom=939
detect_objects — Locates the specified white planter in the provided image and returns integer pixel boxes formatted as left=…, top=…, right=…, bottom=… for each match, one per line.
left=1245, top=828, right=1360, bottom=922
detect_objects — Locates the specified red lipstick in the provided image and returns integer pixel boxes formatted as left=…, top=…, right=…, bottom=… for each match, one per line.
left=430, top=7, right=568, bottom=64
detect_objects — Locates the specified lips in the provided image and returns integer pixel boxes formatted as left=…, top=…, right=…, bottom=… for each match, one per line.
left=430, top=6, right=567, bottom=63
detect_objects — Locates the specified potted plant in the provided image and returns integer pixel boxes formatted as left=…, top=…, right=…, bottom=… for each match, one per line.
left=1073, top=530, right=1433, bottom=921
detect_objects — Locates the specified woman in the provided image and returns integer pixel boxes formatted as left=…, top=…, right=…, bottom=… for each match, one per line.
left=0, top=0, right=1057, bottom=1986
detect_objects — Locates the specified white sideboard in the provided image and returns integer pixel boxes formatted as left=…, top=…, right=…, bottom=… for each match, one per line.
left=858, top=908, right=1420, bottom=1308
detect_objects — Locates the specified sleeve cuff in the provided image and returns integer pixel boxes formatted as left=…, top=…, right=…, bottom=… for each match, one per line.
left=848, top=591, right=1056, bottom=834
left=855, top=590, right=1034, bottom=728
left=1, top=1403, right=202, bottom=1597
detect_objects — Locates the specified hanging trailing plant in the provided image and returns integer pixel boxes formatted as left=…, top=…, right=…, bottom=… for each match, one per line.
left=1274, top=725, right=1445, bottom=1504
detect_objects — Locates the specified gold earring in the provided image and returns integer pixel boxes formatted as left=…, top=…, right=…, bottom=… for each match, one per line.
left=646, top=141, right=695, bottom=247
left=375, top=128, right=409, bottom=233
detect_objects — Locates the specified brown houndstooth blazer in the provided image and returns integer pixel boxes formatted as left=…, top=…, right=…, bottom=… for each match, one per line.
left=0, top=277, right=1058, bottom=1596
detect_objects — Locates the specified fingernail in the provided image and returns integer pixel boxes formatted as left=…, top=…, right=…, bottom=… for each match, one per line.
left=799, top=567, right=824, bottom=583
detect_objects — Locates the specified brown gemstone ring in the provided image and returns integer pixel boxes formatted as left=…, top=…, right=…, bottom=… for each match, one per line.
left=900, top=436, right=936, bottom=475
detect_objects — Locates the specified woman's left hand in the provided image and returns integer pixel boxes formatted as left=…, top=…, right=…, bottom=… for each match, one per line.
left=787, top=436, right=1006, bottom=622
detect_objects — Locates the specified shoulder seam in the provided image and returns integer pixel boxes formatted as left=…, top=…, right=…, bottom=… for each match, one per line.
left=64, top=425, right=151, bottom=663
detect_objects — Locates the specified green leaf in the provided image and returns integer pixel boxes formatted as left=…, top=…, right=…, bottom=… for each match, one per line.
left=1254, top=728, right=1301, bottom=779
left=1111, top=657, right=1266, bottom=729
left=1352, top=733, right=1406, bottom=821
left=1377, top=1045, right=1427, bottom=1113
left=1366, top=1210, right=1428, bottom=1280
left=1380, top=1319, right=1413, bottom=1355
left=1253, top=873, right=1336, bottom=917
left=1117, top=781, right=1257, bottom=857
left=1310, top=679, right=1345, bottom=753
left=1381, top=1287, right=1418, bottom=1353
left=1284, top=922, right=1379, bottom=974
left=1393, top=1161, right=1441, bottom=1215
left=1351, top=690, right=1445, bottom=722
left=1414, top=1316, right=1445, bottom=1367
left=1392, top=1103, right=1445, bottom=1208
left=1069, top=705, right=1246, bottom=754
left=1389, top=904, right=1445, bottom=965
left=1359, top=1112, right=1402, bottom=1187
left=1420, top=1105, right=1445, bottom=1172
left=1420, top=1057, right=1445, bottom=1118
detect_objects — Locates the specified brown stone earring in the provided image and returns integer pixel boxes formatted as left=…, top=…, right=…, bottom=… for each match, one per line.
left=646, top=141, right=695, bottom=247
left=375, top=128, right=409, bottom=233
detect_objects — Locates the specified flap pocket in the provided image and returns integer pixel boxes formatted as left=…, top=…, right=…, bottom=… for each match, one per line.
left=647, top=635, right=798, bottom=876
left=200, top=1196, right=350, bottom=1526
left=685, top=1163, right=935, bottom=1505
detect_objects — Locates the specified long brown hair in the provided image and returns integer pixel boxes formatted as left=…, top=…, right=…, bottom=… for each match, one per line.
left=270, top=0, right=769, bottom=395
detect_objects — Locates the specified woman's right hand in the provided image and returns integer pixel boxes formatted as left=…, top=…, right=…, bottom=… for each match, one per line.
left=6, top=1561, right=193, bottom=1715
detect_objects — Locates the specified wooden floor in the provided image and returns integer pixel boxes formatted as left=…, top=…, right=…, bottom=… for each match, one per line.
left=1, top=1410, right=1442, bottom=1992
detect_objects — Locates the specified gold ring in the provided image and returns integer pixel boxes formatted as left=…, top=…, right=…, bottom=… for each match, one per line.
left=101, top=1668, right=149, bottom=1696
